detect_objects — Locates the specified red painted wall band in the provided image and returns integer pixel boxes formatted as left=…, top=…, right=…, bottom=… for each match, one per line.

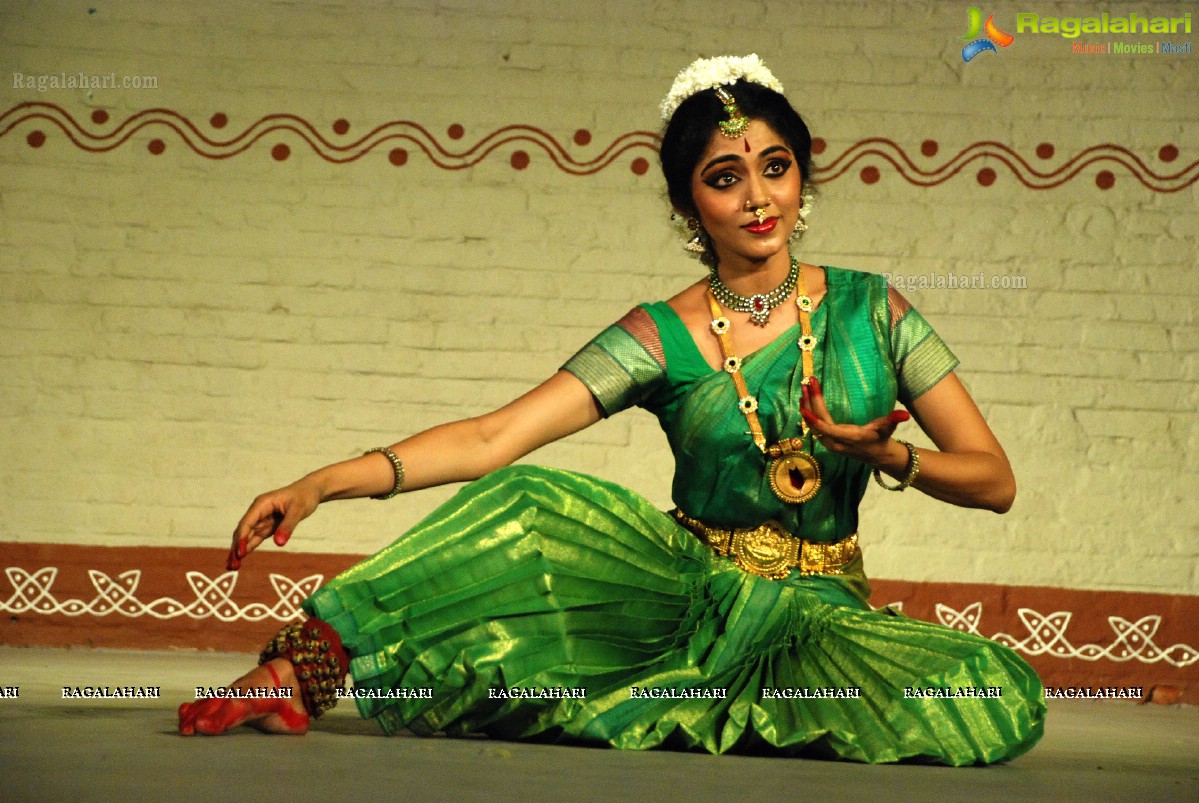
left=2, top=543, right=1194, bottom=702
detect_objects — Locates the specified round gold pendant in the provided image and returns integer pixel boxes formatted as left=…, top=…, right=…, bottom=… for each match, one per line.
left=769, top=452, right=822, bottom=504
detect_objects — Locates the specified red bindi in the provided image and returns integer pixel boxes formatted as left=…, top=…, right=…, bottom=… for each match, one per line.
left=744, top=139, right=751, bottom=153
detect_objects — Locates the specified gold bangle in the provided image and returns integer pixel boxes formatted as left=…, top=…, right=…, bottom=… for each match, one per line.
left=364, top=447, right=405, bottom=500
left=873, top=439, right=919, bottom=492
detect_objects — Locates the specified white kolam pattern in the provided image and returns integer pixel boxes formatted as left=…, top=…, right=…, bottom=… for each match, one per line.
left=3, top=566, right=1196, bottom=666
left=1, top=566, right=321, bottom=622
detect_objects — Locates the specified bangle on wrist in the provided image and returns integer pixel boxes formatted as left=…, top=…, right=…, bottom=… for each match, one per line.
left=364, top=447, right=405, bottom=500
left=873, top=439, right=919, bottom=492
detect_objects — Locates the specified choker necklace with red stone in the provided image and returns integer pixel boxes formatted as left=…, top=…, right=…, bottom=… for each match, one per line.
left=706, top=256, right=822, bottom=504
left=708, top=258, right=799, bottom=326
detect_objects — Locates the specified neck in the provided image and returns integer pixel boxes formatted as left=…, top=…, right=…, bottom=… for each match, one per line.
left=712, top=252, right=794, bottom=295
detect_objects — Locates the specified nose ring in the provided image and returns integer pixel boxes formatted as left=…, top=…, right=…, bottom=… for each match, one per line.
left=745, top=199, right=770, bottom=223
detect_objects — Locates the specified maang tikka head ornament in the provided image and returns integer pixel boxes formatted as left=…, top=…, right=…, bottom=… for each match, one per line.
left=714, top=87, right=749, bottom=139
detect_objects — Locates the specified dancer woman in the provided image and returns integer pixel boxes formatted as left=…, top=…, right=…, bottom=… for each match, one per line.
left=179, top=54, right=1044, bottom=765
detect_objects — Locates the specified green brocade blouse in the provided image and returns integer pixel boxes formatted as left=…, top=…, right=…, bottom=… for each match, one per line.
left=563, top=266, right=957, bottom=571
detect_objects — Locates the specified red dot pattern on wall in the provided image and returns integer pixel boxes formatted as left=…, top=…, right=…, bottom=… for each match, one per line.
left=2, top=103, right=1195, bottom=191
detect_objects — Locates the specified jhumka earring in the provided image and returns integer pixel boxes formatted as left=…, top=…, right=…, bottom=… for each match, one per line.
left=684, top=217, right=709, bottom=253
left=791, top=190, right=815, bottom=241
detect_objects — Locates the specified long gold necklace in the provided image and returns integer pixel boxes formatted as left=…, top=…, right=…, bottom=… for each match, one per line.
left=706, top=257, right=822, bottom=504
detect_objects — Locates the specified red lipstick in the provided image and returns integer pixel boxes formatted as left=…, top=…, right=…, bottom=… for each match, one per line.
left=744, top=217, right=779, bottom=234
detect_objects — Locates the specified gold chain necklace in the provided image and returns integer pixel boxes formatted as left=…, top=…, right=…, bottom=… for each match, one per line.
left=706, top=257, right=822, bottom=504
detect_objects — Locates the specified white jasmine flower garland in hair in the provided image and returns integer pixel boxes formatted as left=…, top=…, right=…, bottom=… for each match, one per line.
left=659, top=54, right=785, bottom=121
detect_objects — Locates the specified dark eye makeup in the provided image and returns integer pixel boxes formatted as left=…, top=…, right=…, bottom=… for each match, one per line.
left=702, top=157, right=792, bottom=190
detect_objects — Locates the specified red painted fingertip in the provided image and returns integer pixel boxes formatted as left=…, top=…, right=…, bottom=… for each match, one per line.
left=887, top=410, right=911, bottom=423
left=810, top=376, right=822, bottom=394
left=274, top=528, right=291, bottom=547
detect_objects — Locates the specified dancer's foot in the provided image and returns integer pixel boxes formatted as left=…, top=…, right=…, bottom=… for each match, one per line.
left=178, top=658, right=309, bottom=736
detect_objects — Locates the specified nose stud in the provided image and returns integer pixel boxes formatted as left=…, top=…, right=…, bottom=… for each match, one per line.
left=745, top=199, right=770, bottom=223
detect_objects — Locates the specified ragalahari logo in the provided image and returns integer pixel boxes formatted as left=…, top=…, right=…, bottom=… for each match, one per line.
left=962, top=8, right=1015, bottom=61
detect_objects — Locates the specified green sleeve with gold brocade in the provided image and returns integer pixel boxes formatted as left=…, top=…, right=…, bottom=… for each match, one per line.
left=561, top=306, right=667, bottom=418
left=888, top=286, right=959, bottom=405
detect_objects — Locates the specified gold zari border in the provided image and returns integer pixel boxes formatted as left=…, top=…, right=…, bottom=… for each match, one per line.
left=673, top=510, right=859, bottom=581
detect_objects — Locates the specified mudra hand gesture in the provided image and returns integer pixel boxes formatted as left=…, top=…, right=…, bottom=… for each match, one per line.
left=226, top=481, right=319, bottom=570
left=800, top=376, right=912, bottom=468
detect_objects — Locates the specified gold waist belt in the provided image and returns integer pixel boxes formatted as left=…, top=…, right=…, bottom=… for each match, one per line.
left=672, top=509, right=859, bottom=581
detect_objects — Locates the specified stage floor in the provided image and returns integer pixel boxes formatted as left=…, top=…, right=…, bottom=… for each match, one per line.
left=1, top=647, right=1195, bottom=802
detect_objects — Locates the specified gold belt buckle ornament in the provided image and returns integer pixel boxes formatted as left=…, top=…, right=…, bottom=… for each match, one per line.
left=729, top=521, right=799, bottom=580
left=672, top=510, right=858, bottom=581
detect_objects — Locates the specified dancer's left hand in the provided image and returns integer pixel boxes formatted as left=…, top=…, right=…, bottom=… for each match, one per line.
left=227, top=479, right=320, bottom=571
left=800, top=377, right=911, bottom=467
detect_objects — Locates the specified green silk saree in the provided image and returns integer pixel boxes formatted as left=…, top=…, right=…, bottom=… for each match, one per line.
left=303, top=267, right=1044, bottom=764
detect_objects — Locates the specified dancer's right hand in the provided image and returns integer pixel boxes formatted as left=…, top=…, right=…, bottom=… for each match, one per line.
left=227, top=480, right=320, bottom=570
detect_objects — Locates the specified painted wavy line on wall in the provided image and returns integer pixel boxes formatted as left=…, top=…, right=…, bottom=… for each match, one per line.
left=1, top=101, right=1194, bottom=191
left=818, top=137, right=1197, bottom=192
left=0, top=102, right=660, bottom=175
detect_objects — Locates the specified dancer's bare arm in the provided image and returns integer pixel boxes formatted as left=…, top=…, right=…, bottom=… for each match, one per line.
left=229, top=370, right=601, bottom=566
left=801, top=372, right=1016, bottom=513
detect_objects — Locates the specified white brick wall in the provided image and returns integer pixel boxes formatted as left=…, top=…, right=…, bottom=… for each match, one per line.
left=1, top=1, right=1195, bottom=594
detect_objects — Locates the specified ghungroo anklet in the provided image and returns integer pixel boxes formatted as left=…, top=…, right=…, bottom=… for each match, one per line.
left=258, top=619, right=348, bottom=718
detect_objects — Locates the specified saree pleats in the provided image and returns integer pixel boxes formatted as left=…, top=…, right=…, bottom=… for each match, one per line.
left=304, top=466, right=1044, bottom=765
